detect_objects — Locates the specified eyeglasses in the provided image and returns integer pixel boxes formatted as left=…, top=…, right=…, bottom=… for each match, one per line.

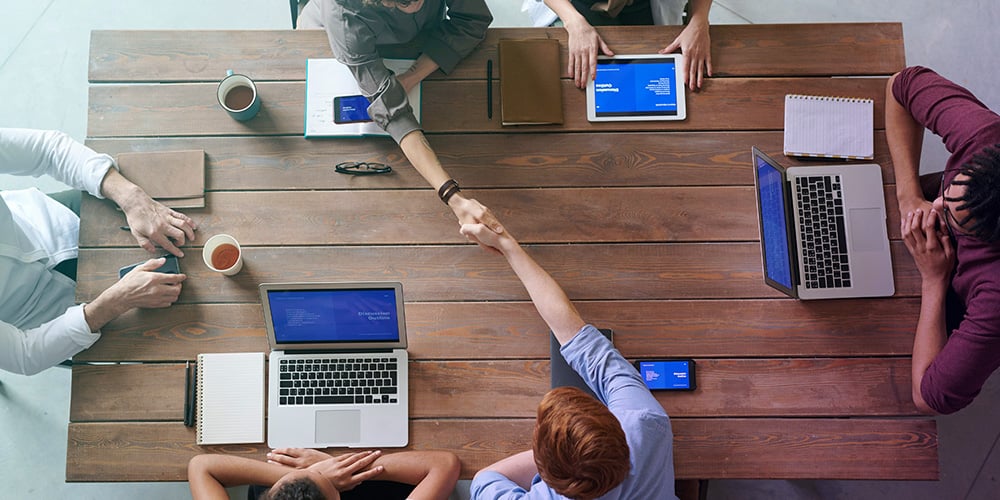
left=939, top=172, right=971, bottom=238
left=335, top=162, right=392, bottom=176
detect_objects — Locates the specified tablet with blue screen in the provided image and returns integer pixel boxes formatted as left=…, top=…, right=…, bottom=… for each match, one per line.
left=586, top=54, right=686, bottom=122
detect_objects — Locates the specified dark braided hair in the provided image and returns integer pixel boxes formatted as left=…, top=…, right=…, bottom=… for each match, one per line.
left=262, top=477, right=327, bottom=500
left=947, top=143, right=1000, bottom=242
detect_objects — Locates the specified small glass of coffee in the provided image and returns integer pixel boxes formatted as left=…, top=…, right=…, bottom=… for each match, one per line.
left=202, top=234, right=243, bottom=276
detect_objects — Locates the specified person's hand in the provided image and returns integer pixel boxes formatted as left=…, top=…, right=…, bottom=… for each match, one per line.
left=460, top=223, right=516, bottom=256
left=565, top=20, right=614, bottom=89
left=305, top=451, right=384, bottom=492
left=448, top=195, right=503, bottom=234
left=902, top=209, right=955, bottom=285
left=396, top=71, right=419, bottom=94
left=659, top=19, right=712, bottom=90
left=122, top=197, right=197, bottom=258
left=267, top=448, right=333, bottom=468
left=110, top=257, right=186, bottom=309
left=898, top=196, right=933, bottom=223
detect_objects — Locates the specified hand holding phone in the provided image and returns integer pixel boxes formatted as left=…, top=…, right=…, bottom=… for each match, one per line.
left=634, top=359, right=696, bottom=391
left=118, top=255, right=181, bottom=279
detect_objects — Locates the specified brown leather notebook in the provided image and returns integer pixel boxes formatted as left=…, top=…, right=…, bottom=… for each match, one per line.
left=116, top=150, right=205, bottom=208
left=499, top=39, right=563, bottom=126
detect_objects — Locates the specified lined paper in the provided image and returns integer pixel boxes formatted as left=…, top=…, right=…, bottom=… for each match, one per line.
left=784, top=94, right=874, bottom=160
left=196, top=352, right=265, bottom=445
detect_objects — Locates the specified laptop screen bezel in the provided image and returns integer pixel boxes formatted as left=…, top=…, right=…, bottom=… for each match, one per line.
left=751, top=147, right=799, bottom=298
left=259, top=282, right=407, bottom=352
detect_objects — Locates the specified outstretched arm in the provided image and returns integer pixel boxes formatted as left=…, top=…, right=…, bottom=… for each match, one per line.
left=188, top=455, right=292, bottom=500
left=886, top=72, right=933, bottom=217
left=460, top=224, right=586, bottom=344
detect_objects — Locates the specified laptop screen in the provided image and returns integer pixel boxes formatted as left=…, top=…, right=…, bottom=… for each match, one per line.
left=593, top=56, right=680, bottom=117
left=754, top=152, right=795, bottom=290
left=265, top=287, right=401, bottom=344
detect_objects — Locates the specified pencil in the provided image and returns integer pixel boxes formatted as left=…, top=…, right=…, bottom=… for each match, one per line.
left=183, top=361, right=195, bottom=427
left=487, top=59, right=493, bottom=120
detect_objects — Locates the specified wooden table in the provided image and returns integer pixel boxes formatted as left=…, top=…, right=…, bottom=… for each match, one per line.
left=70, top=24, right=938, bottom=484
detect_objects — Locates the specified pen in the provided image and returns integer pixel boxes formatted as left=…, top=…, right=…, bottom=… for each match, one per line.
left=184, top=361, right=195, bottom=427
left=120, top=226, right=130, bottom=231
left=486, top=59, right=493, bottom=120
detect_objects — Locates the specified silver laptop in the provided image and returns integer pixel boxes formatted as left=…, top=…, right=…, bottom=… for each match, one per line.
left=260, top=282, right=409, bottom=448
left=751, top=147, right=894, bottom=299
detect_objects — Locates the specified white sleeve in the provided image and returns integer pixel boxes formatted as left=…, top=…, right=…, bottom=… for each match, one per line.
left=0, top=128, right=115, bottom=198
left=0, top=305, right=100, bottom=375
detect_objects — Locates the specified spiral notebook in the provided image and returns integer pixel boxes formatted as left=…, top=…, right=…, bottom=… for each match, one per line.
left=783, top=94, right=874, bottom=160
left=196, top=352, right=265, bottom=445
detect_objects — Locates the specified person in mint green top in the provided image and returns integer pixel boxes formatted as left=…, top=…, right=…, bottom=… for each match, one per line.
left=298, top=0, right=504, bottom=241
left=460, top=218, right=676, bottom=500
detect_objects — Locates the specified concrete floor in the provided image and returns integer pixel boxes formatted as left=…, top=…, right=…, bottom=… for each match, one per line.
left=1, top=0, right=998, bottom=498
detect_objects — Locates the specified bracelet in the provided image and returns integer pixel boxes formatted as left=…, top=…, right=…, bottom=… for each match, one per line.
left=437, top=179, right=461, bottom=205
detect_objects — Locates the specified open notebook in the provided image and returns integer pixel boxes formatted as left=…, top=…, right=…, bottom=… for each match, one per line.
left=196, top=352, right=265, bottom=445
left=783, top=94, right=874, bottom=160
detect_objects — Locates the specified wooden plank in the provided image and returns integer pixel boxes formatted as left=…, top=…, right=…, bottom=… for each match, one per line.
left=66, top=417, right=936, bottom=481
left=74, top=243, right=922, bottom=304
left=83, top=131, right=898, bottom=191
left=73, top=298, right=918, bottom=362
left=69, top=358, right=920, bottom=422
left=88, top=24, right=904, bottom=83
left=86, top=77, right=889, bottom=137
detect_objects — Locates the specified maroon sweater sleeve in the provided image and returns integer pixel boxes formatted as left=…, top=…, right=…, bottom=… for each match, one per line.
left=893, top=66, right=1000, bottom=414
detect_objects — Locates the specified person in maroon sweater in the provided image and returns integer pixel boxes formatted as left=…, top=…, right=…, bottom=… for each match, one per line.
left=887, top=66, right=1000, bottom=414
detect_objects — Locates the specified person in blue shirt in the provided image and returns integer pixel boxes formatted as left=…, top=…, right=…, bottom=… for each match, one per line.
left=460, top=220, right=676, bottom=500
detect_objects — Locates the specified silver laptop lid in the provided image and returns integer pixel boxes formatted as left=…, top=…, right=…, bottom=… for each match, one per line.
left=260, top=282, right=407, bottom=352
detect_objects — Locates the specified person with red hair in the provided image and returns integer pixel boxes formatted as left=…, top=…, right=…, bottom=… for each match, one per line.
left=461, top=220, right=675, bottom=500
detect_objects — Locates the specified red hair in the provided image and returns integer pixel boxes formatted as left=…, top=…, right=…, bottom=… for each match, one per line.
left=532, top=387, right=630, bottom=499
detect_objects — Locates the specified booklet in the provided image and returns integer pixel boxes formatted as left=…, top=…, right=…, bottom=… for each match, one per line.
left=304, top=58, right=421, bottom=138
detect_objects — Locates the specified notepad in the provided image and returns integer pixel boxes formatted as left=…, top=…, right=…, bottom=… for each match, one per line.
left=304, top=58, right=421, bottom=138
left=783, top=94, right=874, bottom=160
left=499, top=39, right=563, bottom=126
left=116, top=150, right=205, bottom=208
left=196, top=352, right=265, bottom=445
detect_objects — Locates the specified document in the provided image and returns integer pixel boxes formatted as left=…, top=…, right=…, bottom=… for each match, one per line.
left=305, top=58, right=421, bottom=138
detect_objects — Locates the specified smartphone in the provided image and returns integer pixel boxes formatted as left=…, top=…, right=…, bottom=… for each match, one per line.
left=634, top=359, right=696, bottom=391
left=333, top=94, right=372, bottom=124
left=118, top=255, right=181, bottom=279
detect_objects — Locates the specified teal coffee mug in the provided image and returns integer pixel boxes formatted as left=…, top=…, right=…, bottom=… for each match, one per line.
left=217, top=70, right=261, bottom=121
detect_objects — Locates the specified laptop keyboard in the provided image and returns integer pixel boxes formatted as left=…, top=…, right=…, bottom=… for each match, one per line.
left=794, top=175, right=852, bottom=289
left=278, top=355, right=399, bottom=406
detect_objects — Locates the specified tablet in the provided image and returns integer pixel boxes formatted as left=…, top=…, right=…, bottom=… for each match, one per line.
left=586, top=54, right=686, bottom=122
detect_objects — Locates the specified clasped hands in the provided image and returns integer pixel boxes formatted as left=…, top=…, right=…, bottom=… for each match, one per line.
left=901, top=208, right=955, bottom=286
left=268, top=448, right=385, bottom=492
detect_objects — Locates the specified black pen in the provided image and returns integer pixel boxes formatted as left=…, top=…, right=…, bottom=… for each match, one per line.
left=184, top=361, right=196, bottom=427
left=487, top=59, right=493, bottom=120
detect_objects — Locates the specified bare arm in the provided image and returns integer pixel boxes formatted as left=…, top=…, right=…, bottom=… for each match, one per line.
left=398, top=131, right=503, bottom=233
left=375, top=451, right=461, bottom=500
left=476, top=450, right=538, bottom=491
left=82, top=257, right=186, bottom=331
left=460, top=224, right=586, bottom=344
left=543, top=0, right=613, bottom=89
left=658, top=0, right=713, bottom=89
left=396, top=54, right=440, bottom=94
left=886, top=73, right=933, bottom=216
left=901, top=209, right=953, bottom=414
left=188, top=455, right=292, bottom=500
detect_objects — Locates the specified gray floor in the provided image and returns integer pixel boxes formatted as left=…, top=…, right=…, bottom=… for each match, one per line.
left=1, top=0, right=998, bottom=498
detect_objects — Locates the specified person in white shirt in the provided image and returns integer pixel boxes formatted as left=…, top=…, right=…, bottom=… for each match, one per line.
left=0, top=128, right=197, bottom=375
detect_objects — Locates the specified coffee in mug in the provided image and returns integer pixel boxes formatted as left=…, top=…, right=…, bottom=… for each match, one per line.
left=202, top=234, right=244, bottom=276
left=217, top=70, right=261, bottom=121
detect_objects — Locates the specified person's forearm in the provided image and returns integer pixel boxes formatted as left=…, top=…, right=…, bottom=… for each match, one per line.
left=189, top=455, right=291, bottom=499
left=478, top=450, right=538, bottom=490
left=400, top=55, right=440, bottom=92
left=910, top=280, right=949, bottom=414
left=98, top=167, right=149, bottom=213
left=544, top=0, right=587, bottom=28
left=82, top=288, right=131, bottom=332
left=399, top=131, right=452, bottom=191
left=885, top=74, right=927, bottom=206
left=374, top=451, right=460, bottom=500
left=686, top=0, right=712, bottom=24
left=499, top=241, right=585, bottom=344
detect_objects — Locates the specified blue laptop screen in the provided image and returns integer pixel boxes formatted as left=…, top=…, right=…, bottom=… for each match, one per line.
left=755, top=155, right=794, bottom=289
left=267, top=288, right=400, bottom=344
left=594, top=57, right=679, bottom=117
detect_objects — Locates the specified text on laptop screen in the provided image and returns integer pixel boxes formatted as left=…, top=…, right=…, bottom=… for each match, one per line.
left=267, top=288, right=400, bottom=343
left=756, top=155, right=794, bottom=289
left=594, top=58, right=679, bottom=117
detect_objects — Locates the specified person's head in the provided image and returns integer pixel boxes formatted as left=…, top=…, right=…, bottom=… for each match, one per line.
left=337, top=0, right=426, bottom=14
left=263, top=470, right=339, bottom=500
left=933, top=144, right=1000, bottom=242
left=532, top=387, right=631, bottom=500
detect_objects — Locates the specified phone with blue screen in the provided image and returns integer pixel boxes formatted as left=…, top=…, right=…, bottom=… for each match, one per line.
left=333, top=94, right=372, bottom=124
left=634, top=359, right=696, bottom=391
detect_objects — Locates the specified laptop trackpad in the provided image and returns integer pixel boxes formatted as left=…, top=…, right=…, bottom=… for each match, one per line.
left=316, top=410, right=362, bottom=444
left=849, top=208, right=886, bottom=252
